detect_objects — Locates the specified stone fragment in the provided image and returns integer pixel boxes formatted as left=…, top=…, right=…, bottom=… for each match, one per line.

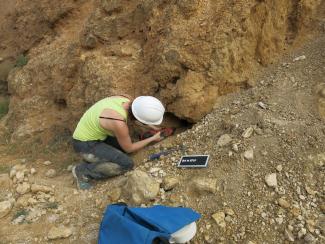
left=48, top=226, right=72, bottom=240
left=192, top=178, right=217, bottom=194
left=225, top=208, right=235, bottom=216
left=276, top=165, right=282, bottom=172
left=0, top=200, right=13, bottom=218
left=265, top=173, right=277, bottom=187
left=16, top=194, right=32, bottom=208
left=290, top=206, right=301, bottom=217
left=293, top=55, right=306, bottom=61
left=81, top=33, right=97, bottom=49
left=45, top=169, right=56, bottom=178
left=162, top=177, right=179, bottom=191
left=278, top=198, right=290, bottom=209
left=30, top=168, right=36, bottom=174
left=123, top=170, right=159, bottom=204
left=243, top=149, right=254, bottom=160
left=297, top=228, right=306, bottom=238
left=43, top=161, right=52, bottom=166
left=285, top=228, right=295, bottom=242
left=31, top=184, right=53, bottom=193
left=232, top=144, right=239, bottom=152
left=275, top=217, right=284, bottom=224
left=306, top=219, right=315, bottom=233
left=305, top=186, right=316, bottom=195
left=16, top=182, right=31, bottom=194
left=304, top=233, right=316, bottom=243
left=15, top=171, right=25, bottom=182
left=212, top=211, right=226, bottom=228
left=217, top=134, right=232, bottom=147
left=107, top=188, right=121, bottom=202
left=257, top=102, right=267, bottom=109
left=242, top=127, right=254, bottom=138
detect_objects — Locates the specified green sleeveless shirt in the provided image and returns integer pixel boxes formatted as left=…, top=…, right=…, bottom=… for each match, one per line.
left=73, top=97, right=129, bottom=141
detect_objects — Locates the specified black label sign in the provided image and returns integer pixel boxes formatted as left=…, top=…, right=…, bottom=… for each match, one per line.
left=177, top=155, right=209, bottom=168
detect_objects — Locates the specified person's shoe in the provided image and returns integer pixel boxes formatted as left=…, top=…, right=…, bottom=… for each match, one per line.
left=72, top=166, right=92, bottom=190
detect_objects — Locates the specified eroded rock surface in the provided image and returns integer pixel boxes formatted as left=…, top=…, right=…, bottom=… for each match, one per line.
left=0, top=0, right=323, bottom=140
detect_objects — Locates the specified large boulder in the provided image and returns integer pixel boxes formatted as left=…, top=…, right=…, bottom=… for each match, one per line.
left=123, top=170, right=160, bottom=204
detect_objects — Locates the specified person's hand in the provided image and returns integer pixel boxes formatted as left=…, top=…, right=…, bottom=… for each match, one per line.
left=151, top=131, right=162, bottom=142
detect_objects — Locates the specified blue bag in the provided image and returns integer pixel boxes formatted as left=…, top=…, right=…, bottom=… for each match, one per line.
left=98, top=204, right=201, bottom=244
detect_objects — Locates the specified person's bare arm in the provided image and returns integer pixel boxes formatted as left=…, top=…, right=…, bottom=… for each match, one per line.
left=111, top=122, right=161, bottom=153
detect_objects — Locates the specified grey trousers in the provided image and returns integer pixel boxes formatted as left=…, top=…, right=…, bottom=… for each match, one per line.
left=72, top=137, right=134, bottom=180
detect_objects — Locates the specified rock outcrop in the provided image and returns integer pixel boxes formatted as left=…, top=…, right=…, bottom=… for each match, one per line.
left=1, top=0, right=323, bottom=140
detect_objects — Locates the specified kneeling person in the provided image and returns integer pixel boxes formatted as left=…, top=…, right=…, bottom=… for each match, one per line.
left=72, top=95, right=165, bottom=189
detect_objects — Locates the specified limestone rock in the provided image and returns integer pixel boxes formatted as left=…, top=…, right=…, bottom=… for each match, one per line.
left=16, top=194, right=32, bottom=208
left=123, top=170, right=159, bottom=204
left=285, top=228, right=295, bottom=242
left=45, top=169, right=56, bottom=178
left=212, top=211, right=226, bottom=228
left=243, top=149, right=254, bottom=160
left=162, top=177, right=179, bottom=191
left=0, top=200, right=13, bottom=218
left=192, top=178, right=217, bottom=194
left=31, top=184, right=53, bottom=193
left=265, top=173, right=277, bottom=187
left=217, top=134, right=232, bottom=147
left=242, top=127, right=254, bottom=138
left=16, top=182, right=31, bottom=195
left=107, top=188, right=122, bottom=202
left=48, top=226, right=72, bottom=240
left=278, top=198, right=290, bottom=209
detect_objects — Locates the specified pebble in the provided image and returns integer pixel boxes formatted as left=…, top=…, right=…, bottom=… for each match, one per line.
left=243, top=149, right=254, bottom=160
left=44, top=161, right=53, bottom=166
left=16, top=182, right=31, bottom=194
left=0, top=200, right=13, bottom=218
left=212, top=211, right=226, bottom=228
left=67, top=165, right=73, bottom=171
left=45, top=169, right=56, bottom=178
left=304, top=233, right=316, bottom=243
left=257, top=102, right=267, bottom=109
left=276, top=165, right=283, bottom=172
left=162, top=177, right=179, bottom=191
left=278, top=198, right=290, bottom=208
left=293, top=55, right=306, bottom=61
left=15, top=171, right=25, bottom=181
left=285, top=228, right=295, bottom=242
left=217, top=134, right=232, bottom=147
left=48, top=226, right=72, bottom=240
left=30, top=168, right=36, bottom=174
left=265, top=173, right=277, bottom=187
left=305, top=186, right=316, bottom=196
left=297, top=228, right=306, bottom=238
left=232, top=144, right=239, bottom=152
left=242, top=127, right=254, bottom=138
left=275, top=217, right=284, bottom=225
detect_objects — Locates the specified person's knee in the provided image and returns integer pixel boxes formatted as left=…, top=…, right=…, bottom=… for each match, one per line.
left=81, top=153, right=100, bottom=163
left=122, top=157, right=134, bottom=170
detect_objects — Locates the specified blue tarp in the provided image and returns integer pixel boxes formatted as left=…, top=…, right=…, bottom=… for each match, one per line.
left=98, top=204, right=201, bottom=244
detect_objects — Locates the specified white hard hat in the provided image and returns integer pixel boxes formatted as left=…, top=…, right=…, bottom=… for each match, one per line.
left=131, top=96, right=165, bottom=125
left=169, top=222, right=197, bottom=244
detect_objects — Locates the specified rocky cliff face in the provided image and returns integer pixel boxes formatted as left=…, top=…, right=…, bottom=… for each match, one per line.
left=0, top=0, right=323, bottom=141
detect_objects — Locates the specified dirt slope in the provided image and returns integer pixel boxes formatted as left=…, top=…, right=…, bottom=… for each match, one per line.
left=0, top=32, right=324, bottom=243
